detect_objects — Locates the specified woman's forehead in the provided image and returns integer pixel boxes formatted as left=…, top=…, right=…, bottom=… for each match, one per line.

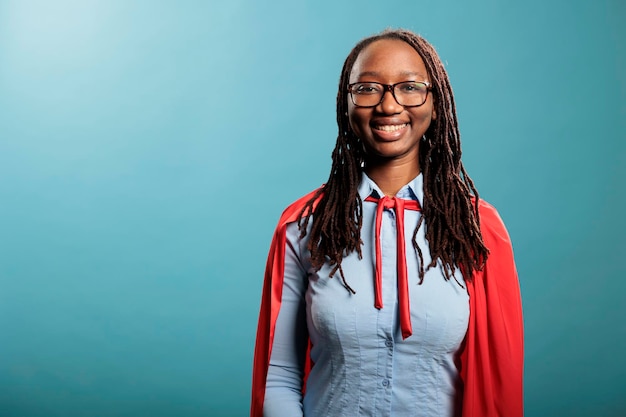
left=350, top=39, right=428, bottom=82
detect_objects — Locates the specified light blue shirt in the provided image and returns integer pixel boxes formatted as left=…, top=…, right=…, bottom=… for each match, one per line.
left=264, top=173, right=469, bottom=417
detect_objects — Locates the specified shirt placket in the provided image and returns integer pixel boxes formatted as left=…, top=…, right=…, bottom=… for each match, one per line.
left=375, top=206, right=397, bottom=416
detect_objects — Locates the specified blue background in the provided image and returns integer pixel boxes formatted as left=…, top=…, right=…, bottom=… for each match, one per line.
left=0, top=0, right=624, bottom=416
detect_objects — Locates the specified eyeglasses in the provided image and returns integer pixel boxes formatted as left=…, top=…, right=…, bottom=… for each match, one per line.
left=348, top=81, right=432, bottom=108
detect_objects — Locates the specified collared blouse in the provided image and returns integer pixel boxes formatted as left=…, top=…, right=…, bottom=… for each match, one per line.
left=263, top=173, right=470, bottom=417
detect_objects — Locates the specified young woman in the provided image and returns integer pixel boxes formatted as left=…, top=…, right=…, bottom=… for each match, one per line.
left=251, top=29, right=523, bottom=417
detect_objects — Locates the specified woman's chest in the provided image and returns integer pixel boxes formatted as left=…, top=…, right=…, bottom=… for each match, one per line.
left=304, top=208, right=470, bottom=353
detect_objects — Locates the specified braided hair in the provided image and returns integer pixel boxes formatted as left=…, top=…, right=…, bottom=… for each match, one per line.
left=298, top=29, right=489, bottom=292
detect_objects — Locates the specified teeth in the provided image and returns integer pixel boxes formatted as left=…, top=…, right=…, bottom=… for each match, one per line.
left=376, top=124, right=408, bottom=132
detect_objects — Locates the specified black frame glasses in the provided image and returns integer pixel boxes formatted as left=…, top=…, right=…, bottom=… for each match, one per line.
left=347, top=81, right=432, bottom=108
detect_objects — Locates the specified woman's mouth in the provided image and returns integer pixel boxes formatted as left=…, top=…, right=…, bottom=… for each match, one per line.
left=373, top=123, right=409, bottom=132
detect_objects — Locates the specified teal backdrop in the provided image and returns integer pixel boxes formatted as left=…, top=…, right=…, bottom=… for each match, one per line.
left=1, top=0, right=624, bottom=416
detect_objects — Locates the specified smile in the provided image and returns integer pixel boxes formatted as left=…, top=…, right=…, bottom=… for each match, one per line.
left=373, top=123, right=409, bottom=132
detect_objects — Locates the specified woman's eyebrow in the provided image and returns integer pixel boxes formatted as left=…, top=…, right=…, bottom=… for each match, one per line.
left=356, top=70, right=426, bottom=79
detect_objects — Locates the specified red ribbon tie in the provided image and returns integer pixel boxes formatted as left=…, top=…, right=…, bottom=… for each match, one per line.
left=365, top=195, right=421, bottom=340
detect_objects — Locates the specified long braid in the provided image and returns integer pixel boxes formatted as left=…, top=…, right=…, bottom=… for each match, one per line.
left=298, top=29, right=489, bottom=292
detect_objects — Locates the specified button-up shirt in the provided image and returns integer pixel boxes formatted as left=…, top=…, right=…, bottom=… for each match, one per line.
left=264, top=173, right=470, bottom=417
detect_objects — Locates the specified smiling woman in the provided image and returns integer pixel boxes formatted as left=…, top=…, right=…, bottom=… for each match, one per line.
left=251, top=29, right=523, bottom=417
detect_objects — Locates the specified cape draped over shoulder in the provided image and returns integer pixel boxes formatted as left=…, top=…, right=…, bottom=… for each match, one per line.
left=250, top=188, right=523, bottom=417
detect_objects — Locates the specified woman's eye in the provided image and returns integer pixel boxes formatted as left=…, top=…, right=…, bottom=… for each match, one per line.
left=399, top=83, right=423, bottom=93
left=356, top=84, right=381, bottom=94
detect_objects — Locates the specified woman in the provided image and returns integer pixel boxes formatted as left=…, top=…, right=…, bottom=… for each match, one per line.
left=251, top=29, right=523, bottom=417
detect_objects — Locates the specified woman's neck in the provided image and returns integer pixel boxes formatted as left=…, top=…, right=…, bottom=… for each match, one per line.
left=364, top=158, right=421, bottom=197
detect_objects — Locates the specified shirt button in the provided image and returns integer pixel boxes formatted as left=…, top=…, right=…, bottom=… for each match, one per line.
left=385, top=339, right=393, bottom=348
left=382, top=379, right=390, bottom=387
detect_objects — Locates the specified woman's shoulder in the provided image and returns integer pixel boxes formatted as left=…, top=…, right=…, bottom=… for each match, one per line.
left=475, top=198, right=513, bottom=247
left=275, top=186, right=324, bottom=228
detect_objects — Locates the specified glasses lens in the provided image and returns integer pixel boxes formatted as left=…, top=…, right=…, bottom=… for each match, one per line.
left=394, top=82, right=428, bottom=106
left=350, top=83, right=383, bottom=107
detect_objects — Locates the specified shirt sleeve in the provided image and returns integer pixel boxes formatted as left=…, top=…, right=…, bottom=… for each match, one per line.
left=263, top=223, right=309, bottom=417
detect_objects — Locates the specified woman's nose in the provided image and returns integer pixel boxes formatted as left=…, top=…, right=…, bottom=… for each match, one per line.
left=377, top=90, right=403, bottom=114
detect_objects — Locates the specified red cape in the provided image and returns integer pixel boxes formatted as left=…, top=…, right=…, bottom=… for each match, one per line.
left=251, top=189, right=523, bottom=417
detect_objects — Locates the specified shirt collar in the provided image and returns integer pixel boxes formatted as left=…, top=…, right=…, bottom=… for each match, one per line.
left=357, top=172, right=424, bottom=207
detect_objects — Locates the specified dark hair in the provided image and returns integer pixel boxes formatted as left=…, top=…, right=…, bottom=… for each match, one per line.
left=298, top=29, right=489, bottom=292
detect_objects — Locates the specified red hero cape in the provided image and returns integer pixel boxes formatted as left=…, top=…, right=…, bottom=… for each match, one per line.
left=251, top=189, right=524, bottom=417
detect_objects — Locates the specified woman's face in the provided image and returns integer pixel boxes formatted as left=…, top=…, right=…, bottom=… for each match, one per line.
left=348, top=39, right=436, bottom=165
